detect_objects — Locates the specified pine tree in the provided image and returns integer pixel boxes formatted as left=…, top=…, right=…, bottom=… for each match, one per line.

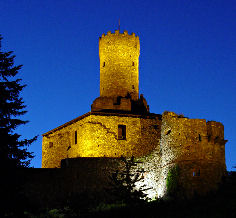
left=0, top=35, right=37, bottom=168
left=108, top=156, right=151, bottom=204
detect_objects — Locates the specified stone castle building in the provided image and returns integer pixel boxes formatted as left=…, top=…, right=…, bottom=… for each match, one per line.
left=42, top=30, right=227, bottom=199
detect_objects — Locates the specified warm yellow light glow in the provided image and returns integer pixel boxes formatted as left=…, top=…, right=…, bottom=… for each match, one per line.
left=157, top=180, right=166, bottom=198
left=135, top=172, right=158, bottom=200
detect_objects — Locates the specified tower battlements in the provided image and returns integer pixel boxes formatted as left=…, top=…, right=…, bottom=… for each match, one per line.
left=100, top=30, right=137, bottom=37
left=99, top=30, right=140, bottom=53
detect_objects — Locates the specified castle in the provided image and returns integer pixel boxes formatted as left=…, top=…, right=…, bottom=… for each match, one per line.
left=42, top=30, right=227, bottom=199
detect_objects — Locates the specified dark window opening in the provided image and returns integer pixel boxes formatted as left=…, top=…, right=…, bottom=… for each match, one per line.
left=153, top=125, right=158, bottom=129
left=193, top=169, right=200, bottom=177
left=199, top=134, right=202, bottom=141
left=214, top=136, right=219, bottom=143
left=118, top=125, right=126, bottom=140
left=132, top=85, right=135, bottom=89
left=49, top=142, right=53, bottom=148
left=166, top=129, right=171, bottom=135
left=114, top=96, right=121, bottom=105
left=103, top=62, right=105, bottom=67
left=75, top=131, right=77, bottom=144
left=132, top=62, right=135, bottom=66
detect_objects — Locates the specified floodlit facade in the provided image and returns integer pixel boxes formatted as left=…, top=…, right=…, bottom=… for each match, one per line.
left=42, top=30, right=227, bottom=198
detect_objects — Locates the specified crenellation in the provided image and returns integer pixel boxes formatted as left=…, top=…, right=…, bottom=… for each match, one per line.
left=123, top=30, right=128, bottom=35
left=100, top=30, right=138, bottom=38
left=207, top=121, right=224, bottom=140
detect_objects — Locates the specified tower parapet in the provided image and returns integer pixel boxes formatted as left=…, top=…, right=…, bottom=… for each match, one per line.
left=99, top=30, right=140, bottom=100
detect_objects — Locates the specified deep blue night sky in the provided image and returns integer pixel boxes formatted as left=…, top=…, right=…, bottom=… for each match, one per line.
left=0, top=0, right=235, bottom=170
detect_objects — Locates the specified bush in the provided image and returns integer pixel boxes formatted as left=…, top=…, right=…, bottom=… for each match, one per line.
left=166, top=165, right=180, bottom=197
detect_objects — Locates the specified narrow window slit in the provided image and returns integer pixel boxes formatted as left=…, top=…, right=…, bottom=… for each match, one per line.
left=199, top=134, right=201, bottom=141
left=118, top=125, right=126, bottom=140
left=193, top=169, right=200, bottom=177
left=49, top=142, right=53, bottom=148
left=75, top=131, right=77, bottom=144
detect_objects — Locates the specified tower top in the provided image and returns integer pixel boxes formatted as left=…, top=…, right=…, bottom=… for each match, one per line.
left=98, top=29, right=140, bottom=100
left=99, top=30, right=138, bottom=39
left=99, top=30, right=140, bottom=59
left=92, top=30, right=149, bottom=113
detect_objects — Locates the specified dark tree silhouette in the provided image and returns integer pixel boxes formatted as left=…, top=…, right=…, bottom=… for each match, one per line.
left=108, top=156, right=151, bottom=204
left=0, top=35, right=37, bottom=168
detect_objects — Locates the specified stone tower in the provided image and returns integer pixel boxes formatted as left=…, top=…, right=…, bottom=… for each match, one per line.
left=99, top=30, right=140, bottom=100
left=92, top=30, right=148, bottom=113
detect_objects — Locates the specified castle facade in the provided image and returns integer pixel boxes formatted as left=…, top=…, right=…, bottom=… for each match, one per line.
left=42, top=30, right=226, bottom=198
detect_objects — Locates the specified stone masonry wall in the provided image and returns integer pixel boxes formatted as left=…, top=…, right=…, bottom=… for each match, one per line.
left=91, top=96, right=132, bottom=112
left=42, top=112, right=161, bottom=168
left=42, top=111, right=226, bottom=199
left=160, top=111, right=226, bottom=197
left=9, top=159, right=125, bottom=209
left=42, top=131, right=70, bottom=168
left=99, top=30, right=140, bottom=100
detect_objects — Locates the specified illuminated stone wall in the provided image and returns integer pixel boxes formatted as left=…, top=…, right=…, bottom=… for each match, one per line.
left=159, top=111, right=226, bottom=197
left=91, top=96, right=132, bottom=112
left=42, top=130, right=69, bottom=168
left=42, top=111, right=227, bottom=199
left=42, top=112, right=161, bottom=168
left=99, top=30, right=140, bottom=100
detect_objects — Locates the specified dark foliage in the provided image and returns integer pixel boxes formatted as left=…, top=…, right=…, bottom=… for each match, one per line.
left=6, top=170, right=234, bottom=217
left=0, top=35, right=37, bottom=217
left=65, top=192, right=102, bottom=216
left=0, top=35, right=37, bottom=169
left=166, top=165, right=180, bottom=197
left=0, top=169, right=32, bottom=217
left=107, top=156, right=151, bottom=205
left=88, top=171, right=236, bottom=218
